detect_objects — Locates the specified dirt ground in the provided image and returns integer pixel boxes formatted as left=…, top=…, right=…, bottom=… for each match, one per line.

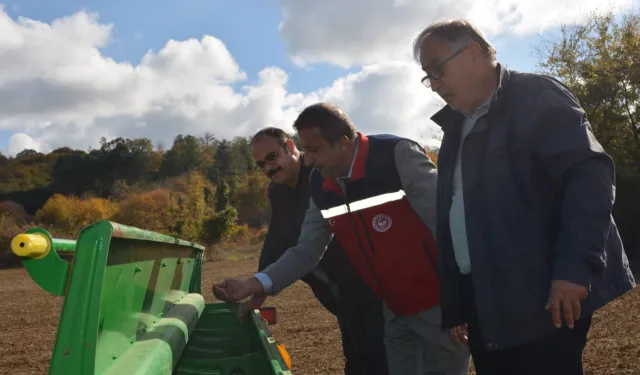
left=1, top=257, right=639, bottom=375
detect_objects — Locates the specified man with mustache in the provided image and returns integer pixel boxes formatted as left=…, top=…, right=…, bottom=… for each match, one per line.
left=243, top=126, right=389, bottom=375
left=214, top=106, right=471, bottom=375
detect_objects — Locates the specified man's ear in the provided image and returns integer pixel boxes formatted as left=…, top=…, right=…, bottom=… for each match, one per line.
left=285, top=139, right=297, bottom=154
left=338, top=136, right=350, bottom=151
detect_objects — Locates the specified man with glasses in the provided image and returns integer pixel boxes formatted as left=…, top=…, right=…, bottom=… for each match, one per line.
left=413, top=19, right=635, bottom=374
left=245, top=127, right=389, bottom=375
left=214, top=107, right=471, bottom=375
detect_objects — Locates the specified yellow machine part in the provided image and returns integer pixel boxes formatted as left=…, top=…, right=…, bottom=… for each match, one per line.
left=11, top=233, right=51, bottom=259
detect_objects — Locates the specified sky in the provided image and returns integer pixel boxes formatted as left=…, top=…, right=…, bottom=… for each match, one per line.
left=0, top=0, right=638, bottom=156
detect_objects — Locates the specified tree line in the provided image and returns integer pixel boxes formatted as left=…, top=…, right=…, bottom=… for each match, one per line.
left=0, top=133, right=274, bottom=267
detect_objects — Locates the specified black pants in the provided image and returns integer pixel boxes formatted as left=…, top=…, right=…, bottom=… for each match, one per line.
left=338, top=297, right=389, bottom=375
left=459, top=273, right=592, bottom=375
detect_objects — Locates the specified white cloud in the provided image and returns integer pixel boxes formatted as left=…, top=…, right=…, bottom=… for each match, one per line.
left=304, top=62, right=445, bottom=146
left=8, top=133, right=40, bottom=155
left=0, top=7, right=444, bottom=156
left=277, top=0, right=638, bottom=67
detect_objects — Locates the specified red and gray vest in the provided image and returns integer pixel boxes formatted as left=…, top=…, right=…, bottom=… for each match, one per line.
left=309, top=133, right=440, bottom=316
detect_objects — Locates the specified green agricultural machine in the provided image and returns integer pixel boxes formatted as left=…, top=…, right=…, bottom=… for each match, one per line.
left=10, top=220, right=292, bottom=375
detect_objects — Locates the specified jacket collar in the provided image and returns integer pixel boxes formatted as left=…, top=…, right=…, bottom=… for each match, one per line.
left=321, top=132, right=370, bottom=193
left=430, top=63, right=512, bottom=134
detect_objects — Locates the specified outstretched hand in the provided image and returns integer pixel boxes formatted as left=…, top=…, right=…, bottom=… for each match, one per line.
left=212, top=277, right=264, bottom=302
left=237, top=294, right=268, bottom=320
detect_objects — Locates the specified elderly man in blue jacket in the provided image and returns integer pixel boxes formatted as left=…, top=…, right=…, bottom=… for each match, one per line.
left=412, top=18, right=636, bottom=375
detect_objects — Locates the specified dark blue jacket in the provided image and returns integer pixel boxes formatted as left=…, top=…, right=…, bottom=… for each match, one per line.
left=431, top=64, right=636, bottom=351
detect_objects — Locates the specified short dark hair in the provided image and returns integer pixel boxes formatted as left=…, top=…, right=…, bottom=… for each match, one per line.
left=292, top=103, right=357, bottom=145
left=413, top=19, right=496, bottom=64
left=250, top=127, right=289, bottom=146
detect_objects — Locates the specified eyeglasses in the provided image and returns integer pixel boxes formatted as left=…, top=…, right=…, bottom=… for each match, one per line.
left=420, top=45, right=467, bottom=88
left=254, top=143, right=286, bottom=170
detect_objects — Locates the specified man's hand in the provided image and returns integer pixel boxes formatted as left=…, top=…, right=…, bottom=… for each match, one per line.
left=545, top=280, right=589, bottom=329
left=236, top=294, right=267, bottom=320
left=448, top=324, right=468, bottom=347
left=212, top=277, right=265, bottom=302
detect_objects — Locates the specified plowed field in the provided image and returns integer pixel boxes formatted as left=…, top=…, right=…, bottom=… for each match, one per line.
left=1, top=258, right=638, bottom=375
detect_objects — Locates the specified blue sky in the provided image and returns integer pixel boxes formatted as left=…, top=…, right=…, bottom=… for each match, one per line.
left=1, top=0, right=607, bottom=155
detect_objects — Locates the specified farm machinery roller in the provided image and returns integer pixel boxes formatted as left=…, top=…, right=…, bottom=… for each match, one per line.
left=10, top=220, right=292, bottom=375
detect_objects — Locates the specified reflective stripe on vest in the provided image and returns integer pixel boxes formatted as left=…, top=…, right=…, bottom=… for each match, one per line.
left=319, top=190, right=406, bottom=219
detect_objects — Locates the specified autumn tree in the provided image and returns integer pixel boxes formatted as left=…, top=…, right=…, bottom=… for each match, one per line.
left=112, top=188, right=178, bottom=235
left=234, top=172, right=270, bottom=227
left=179, top=171, right=208, bottom=240
left=35, top=194, right=117, bottom=235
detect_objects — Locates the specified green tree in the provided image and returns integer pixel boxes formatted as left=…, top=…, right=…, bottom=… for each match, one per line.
left=213, top=139, right=232, bottom=178
left=536, top=8, right=640, bottom=170
left=215, top=176, right=230, bottom=212
left=159, top=135, right=204, bottom=177
left=227, top=167, right=238, bottom=206
left=230, top=136, right=254, bottom=174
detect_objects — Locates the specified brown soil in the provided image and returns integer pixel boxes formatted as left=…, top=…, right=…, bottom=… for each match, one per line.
left=1, top=258, right=638, bottom=375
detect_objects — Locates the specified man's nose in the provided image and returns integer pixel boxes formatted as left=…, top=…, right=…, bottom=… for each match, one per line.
left=430, top=78, right=442, bottom=92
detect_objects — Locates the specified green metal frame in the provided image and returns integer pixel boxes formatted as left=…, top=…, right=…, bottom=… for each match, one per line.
left=48, top=220, right=206, bottom=375
left=13, top=220, right=293, bottom=375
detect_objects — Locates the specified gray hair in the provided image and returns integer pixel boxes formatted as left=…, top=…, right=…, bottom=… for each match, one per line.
left=413, top=19, right=497, bottom=64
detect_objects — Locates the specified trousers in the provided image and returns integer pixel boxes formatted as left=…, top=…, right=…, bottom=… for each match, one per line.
left=459, top=273, right=592, bottom=375
left=383, top=303, right=471, bottom=375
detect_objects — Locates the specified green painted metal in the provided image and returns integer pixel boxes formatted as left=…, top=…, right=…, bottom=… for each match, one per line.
left=50, top=238, right=77, bottom=252
left=109, top=222, right=205, bottom=251
left=20, top=228, right=74, bottom=296
left=14, top=219, right=293, bottom=375
left=46, top=220, right=205, bottom=375
left=173, top=303, right=292, bottom=375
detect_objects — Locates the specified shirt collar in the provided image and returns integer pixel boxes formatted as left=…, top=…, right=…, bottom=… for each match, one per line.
left=465, top=88, right=496, bottom=121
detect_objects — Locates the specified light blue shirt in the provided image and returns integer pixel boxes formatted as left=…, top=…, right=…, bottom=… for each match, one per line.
left=449, top=92, right=494, bottom=274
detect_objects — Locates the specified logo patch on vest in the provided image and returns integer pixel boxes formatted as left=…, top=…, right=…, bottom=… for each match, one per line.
left=371, top=214, right=392, bottom=232
left=328, top=219, right=336, bottom=226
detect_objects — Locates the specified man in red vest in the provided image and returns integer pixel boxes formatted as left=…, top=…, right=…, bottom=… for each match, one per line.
left=213, top=103, right=470, bottom=375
